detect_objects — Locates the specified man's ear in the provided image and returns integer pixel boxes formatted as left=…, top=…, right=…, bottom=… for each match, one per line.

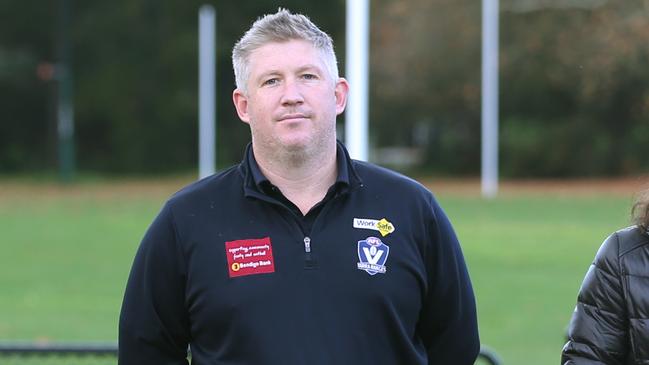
left=334, top=78, right=349, bottom=116
left=232, top=89, right=251, bottom=124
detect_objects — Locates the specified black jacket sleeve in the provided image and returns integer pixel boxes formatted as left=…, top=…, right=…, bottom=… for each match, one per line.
left=417, top=197, right=480, bottom=365
left=561, top=232, right=628, bottom=364
left=119, top=203, right=191, bottom=365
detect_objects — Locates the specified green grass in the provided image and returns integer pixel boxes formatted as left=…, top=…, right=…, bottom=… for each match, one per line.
left=0, top=183, right=165, bottom=341
left=439, top=194, right=632, bottom=365
left=0, top=178, right=636, bottom=365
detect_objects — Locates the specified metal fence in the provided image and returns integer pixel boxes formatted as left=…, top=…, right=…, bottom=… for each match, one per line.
left=0, top=341, right=503, bottom=365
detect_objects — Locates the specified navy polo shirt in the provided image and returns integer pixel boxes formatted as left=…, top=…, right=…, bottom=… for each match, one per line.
left=119, top=141, right=480, bottom=365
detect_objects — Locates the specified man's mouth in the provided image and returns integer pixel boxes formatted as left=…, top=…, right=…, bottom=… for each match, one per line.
left=277, top=113, right=309, bottom=122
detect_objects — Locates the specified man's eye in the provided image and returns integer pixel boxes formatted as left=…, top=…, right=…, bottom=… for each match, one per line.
left=262, top=78, right=278, bottom=86
left=302, top=74, right=318, bottom=80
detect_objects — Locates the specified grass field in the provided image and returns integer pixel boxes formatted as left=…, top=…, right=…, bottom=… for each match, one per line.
left=0, top=176, right=645, bottom=365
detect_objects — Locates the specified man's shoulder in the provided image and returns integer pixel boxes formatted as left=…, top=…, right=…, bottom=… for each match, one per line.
left=167, top=165, right=243, bottom=206
left=351, top=160, right=432, bottom=197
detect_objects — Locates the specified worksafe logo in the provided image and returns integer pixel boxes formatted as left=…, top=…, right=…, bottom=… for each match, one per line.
left=353, top=218, right=395, bottom=237
left=357, top=236, right=389, bottom=275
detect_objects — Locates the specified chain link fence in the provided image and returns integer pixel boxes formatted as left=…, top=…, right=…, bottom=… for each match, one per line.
left=0, top=342, right=118, bottom=365
left=0, top=341, right=502, bottom=365
left=0, top=355, right=116, bottom=365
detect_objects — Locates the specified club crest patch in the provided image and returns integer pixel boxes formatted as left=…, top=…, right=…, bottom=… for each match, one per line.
left=357, top=236, right=390, bottom=275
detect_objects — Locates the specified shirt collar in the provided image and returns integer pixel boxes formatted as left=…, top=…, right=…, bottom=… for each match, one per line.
left=241, top=140, right=360, bottom=196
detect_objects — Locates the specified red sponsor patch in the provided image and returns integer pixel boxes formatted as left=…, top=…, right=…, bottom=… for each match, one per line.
left=225, top=237, right=275, bottom=278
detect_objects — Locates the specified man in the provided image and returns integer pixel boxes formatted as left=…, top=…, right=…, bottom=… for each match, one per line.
left=119, top=8, right=479, bottom=365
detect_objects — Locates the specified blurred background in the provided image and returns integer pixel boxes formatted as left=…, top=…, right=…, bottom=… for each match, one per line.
left=1, top=0, right=648, bottom=364
left=2, top=0, right=648, bottom=177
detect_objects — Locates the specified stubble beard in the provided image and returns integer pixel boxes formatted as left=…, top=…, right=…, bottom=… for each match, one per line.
left=252, top=121, right=336, bottom=170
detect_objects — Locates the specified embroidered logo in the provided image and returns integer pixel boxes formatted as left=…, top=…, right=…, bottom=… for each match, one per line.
left=357, top=236, right=390, bottom=275
left=353, top=218, right=395, bottom=237
left=225, top=237, right=275, bottom=278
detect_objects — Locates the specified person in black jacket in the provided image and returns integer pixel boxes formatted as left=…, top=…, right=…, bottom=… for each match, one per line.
left=562, top=189, right=649, bottom=364
left=118, top=8, right=479, bottom=365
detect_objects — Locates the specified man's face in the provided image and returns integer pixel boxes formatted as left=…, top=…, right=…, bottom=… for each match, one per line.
left=233, top=40, right=348, bottom=154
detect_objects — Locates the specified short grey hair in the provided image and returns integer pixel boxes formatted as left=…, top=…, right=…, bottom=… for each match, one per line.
left=232, top=8, right=339, bottom=93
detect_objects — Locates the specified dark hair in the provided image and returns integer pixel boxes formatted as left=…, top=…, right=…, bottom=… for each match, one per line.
left=632, top=190, right=649, bottom=232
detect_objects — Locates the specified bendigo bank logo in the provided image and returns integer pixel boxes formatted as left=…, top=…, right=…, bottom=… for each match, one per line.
left=225, top=237, right=275, bottom=278
left=357, top=236, right=390, bottom=275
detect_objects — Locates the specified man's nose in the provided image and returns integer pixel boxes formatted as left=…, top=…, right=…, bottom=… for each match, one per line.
left=280, top=79, right=304, bottom=106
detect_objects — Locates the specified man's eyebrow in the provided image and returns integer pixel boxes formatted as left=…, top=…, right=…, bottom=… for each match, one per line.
left=252, top=71, right=282, bottom=86
left=264, top=64, right=323, bottom=75
left=256, top=70, right=281, bottom=80
left=296, top=64, right=324, bottom=73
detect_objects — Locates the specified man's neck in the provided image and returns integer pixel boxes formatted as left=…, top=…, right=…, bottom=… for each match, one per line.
left=253, top=142, right=338, bottom=215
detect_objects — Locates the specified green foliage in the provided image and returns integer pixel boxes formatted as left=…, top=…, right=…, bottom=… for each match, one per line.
left=371, top=1, right=649, bottom=177
left=0, top=1, right=56, bottom=171
left=501, top=117, right=613, bottom=177
left=0, top=0, right=345, bottom=173
left=0, top=1, right=647, bottom=176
